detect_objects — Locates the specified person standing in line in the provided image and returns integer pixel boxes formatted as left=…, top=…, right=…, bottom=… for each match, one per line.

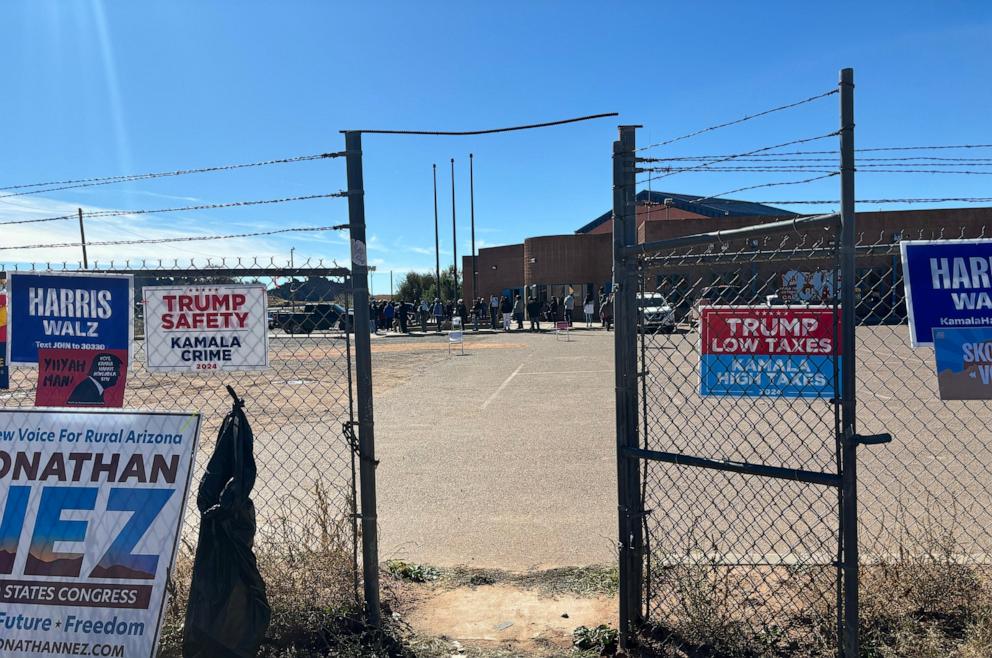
left=598, top=287, right=608, bottom=328
left=601, top=292, right=614, bottom=331
left=563, top=291, right=575, bottom=326
left=432, top=298, right=444, bottom=333
left=500, top=295, right=513, bottom=332
left=419, top=298, right=429, bottom=332
left=369, top=300, right=378, bottom=334
left=490, top=294, right=499, bottom=329
left=527, top=296, right=542, bottom=332
left=513, top=294, right=524, bottom=330
left=583, top=292, right=595, bottom=328
left=473, top=298, right=484, bottom=331
left=547, top=296, right=559, bottom=324
left=398, top=300, right=408, bottom=333
left=384, top=301, right=396, bottom=332
left=457, top=298, right=468, bottom=328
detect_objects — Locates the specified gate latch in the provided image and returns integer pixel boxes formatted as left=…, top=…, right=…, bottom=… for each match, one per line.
left=855, top=433, right=892, bottom=446
left=342, top=421, right=360, bottom=453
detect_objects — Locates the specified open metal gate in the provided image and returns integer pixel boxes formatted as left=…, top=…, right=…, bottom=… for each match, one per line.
left=612, top=70, right=877, bottom=656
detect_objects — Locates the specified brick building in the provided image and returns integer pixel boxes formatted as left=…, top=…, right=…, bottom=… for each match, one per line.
left=460, top=190, right=992, bottom=322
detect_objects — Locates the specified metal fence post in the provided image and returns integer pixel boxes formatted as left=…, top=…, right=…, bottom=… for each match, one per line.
left=838, top=67, right=859, bottom=657
left=343, top=130, right=381, bottom=627
left=614, top=124, right=643, bottom=648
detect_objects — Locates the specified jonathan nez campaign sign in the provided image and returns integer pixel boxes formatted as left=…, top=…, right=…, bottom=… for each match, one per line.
left=0, top=409, right=200, bottom=658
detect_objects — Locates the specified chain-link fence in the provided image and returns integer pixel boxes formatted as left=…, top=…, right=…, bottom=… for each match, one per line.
left=630, top=220, right=992, bottom=654
left=0, top=262, right=361, bottom=618
left=635, top=221, right=846, bottom=655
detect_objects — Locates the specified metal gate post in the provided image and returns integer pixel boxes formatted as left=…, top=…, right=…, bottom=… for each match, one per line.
left=838, top=67, right=859, bottom=657
left=343, top=130, right=382, bottom=627
left=614, top=124, right=644, bottom=648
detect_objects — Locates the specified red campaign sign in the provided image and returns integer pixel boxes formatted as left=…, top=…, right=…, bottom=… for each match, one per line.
left=701, top=306, right=841, bottom=356
left=35, top=347, right=128, bottom=407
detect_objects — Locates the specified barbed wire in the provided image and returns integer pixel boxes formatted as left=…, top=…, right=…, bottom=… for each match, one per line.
left=0, top=192, right=348, bottom=227
left=686, top=173, right=839, bottom=206
left=638, top=165, right=992, bottom=175
left=748, top=197, right=992, bottom=205
left=640, top=145, right=992, bottom=161
left=634, top=89, right=837, bottom=153
left=0, top=224, right=350, bottom=252
left=636, top=132, right=840, bottom=186
left=0, top=152, right=345, bottom=200
left=639, top=156, right=992, bottom=163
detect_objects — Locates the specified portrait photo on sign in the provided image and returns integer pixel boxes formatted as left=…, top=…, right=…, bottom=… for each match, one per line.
left=35, top=348, right=128, bottom=407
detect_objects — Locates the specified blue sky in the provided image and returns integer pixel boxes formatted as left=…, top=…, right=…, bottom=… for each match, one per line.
left=0, top=1, right=989, bottom=276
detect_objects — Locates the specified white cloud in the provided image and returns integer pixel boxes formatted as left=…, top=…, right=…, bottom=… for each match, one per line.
left=0, top=194, right=350, bottom=268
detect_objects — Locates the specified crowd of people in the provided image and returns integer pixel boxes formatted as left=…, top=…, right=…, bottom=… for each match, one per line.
left=368, top=288, right=615, bottom=334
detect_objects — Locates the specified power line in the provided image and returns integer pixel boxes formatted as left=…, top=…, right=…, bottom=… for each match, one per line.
left=636, top=131, right=840, bottom=186
left=0, top=224, right=350, bottom=252
left=634, top=89, right=837, bottom=153
left=0, top=192, right=348, bottom=227
left=0, top=152, right=345, bottom=200
left=349, top=112, right=618, bottom=136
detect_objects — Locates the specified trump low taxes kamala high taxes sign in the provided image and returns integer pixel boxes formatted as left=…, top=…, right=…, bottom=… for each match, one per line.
left=700, top=306, right=840, bottom=398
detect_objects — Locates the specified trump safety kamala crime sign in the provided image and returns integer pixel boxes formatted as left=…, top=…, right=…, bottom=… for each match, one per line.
left=6, top=273, right=133, bottom=367
left=0, top=408, right=201, bottom=658
left=901, top=238, right=992, bottom=347
left=142, top=284, right=268, bottom=373
left=700, top=306, right=840, bottom=398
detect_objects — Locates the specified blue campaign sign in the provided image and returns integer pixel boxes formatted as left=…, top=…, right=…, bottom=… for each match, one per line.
left=901, top=239, right=992, bottom=347
left=7, top=272, right=133, bottom=366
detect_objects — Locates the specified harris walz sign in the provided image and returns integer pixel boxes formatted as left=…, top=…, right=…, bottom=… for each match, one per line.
left=6, top=273, right=133, bottom=366
left=901, top=238, right=992, bottom=347
left=142, top=285, right=268, bottom=373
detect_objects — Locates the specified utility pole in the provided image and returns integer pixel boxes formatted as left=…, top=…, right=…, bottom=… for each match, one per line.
left=450, top=158, right=458, bottom=301
left=469, top=153, right=478, bottom=302
left=342, top=130, right=381, bottom=628
left=433, top=164, right=441, bottom=301
left=78, top=208, right=89, bottom=269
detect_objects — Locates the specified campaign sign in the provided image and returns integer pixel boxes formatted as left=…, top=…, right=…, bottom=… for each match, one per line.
left=700, top=306, right=840, bottom=398
left=35, top=349, right=129, bottom=408
left=901, top=239, right=992, bottom=347
left=143, top=284, right=268, bottom=373
left=933, top=327, right=992, bottom=400
left=0, top=409, right=201, bottom=658
left=1, top=293, right=8, bottom=389
left=7, top=273, right=133, bottom=366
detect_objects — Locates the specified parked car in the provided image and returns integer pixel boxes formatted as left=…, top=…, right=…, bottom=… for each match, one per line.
left=277, top=303, right=351, bottom=334
left=637, top=292, right=676, bottom=333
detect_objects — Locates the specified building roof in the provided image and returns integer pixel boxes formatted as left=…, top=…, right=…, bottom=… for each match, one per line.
left=575, top=190, right=797, bottom=234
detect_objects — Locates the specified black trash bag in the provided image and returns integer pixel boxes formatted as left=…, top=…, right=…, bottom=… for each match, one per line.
left=183, top=386, right=271, bottom=658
